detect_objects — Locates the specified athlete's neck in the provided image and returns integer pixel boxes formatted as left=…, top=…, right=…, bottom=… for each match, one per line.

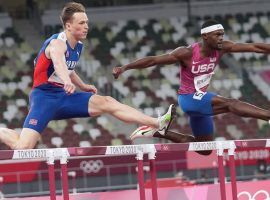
left=200, top=42, right=215, bottom=58
left=64, top=31, right=78, bottom=49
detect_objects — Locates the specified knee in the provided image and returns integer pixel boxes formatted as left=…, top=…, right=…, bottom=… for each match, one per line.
left=104, top=96, right=117, bottom=104
left=13, top=141, right=35, bottom=150
left=90, top=95, right=120, bottom=116
left=101, top=96, right=118, bottom=109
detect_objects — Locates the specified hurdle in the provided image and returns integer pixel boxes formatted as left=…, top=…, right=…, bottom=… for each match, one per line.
left=0, top=139, right=269, bottom=200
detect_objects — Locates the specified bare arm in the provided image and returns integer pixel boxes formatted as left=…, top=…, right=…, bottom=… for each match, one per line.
left=70, top=71, right=86, bottom=90
left=70, top=71, right=97, bottom=93
left=113, top=46, right=191, bottom=79
left=222, top=40, right=270, bottom=54
left=123, top=46, right=189, bottom=70
left=45, top=39, right=75, bottom=94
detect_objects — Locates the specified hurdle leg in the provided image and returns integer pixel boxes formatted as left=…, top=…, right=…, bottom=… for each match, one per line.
left=60, top=151, right=69, bottom=200
left=148, top=149, right=158, bottom=200
left=136, top=151, right=146, bottom=200
left=47, top=150, right=56, bottom=200
left=228, top=144, right=237, bottom=200
left=217, top=147, right=226, bottom=200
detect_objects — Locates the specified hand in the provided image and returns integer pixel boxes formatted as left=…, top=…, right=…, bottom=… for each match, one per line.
left=82, top=84, right=98, bottom=94
left=112, top=66, right=124, bottom=79
left=63, top=80, right=76, bottom=95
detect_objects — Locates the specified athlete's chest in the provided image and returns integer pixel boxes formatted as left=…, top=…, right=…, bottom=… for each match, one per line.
left=65, top=48, right=81, bottom=70
left=190, top=57, right=218, bottom=74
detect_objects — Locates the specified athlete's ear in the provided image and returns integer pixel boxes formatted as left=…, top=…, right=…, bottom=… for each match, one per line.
left=65, top=21, right=72, bottom=31
left=201, top=33, right=208, bottom=40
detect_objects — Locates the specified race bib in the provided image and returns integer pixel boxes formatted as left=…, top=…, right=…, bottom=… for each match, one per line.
left=193, top=72, right=214, bottom=100
left=193, top=91, right=206, bottom=100
left=194, top=73, right=214, bottom=91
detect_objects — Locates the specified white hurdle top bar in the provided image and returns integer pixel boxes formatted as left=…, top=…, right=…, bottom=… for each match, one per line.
left=0, top=139, right=269, bottom=160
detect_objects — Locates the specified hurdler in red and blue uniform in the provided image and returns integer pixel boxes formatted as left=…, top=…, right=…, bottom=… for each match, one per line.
left=24, top=32, right=93, bottom=133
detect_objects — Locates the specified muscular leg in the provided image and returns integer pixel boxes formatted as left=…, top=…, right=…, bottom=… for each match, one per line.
left=0, top=128, right=19, bottom=148
left=160, top=93, right=269, bottom=156
left=153, top=130, right=195, bottom=143
left=153, top=130, right=213, bottom=155
left=212, top=95, right=270, bottom=120
left=88, top=95, right=159, bottom=128
left=0, top=128, right=40, bottom=149
left=151, top=112, right=214, bottom=156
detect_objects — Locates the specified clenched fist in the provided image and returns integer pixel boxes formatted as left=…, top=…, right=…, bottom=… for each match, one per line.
left=112, top=66, right=124, bottom=79
left=82, top=84, right=98, bottom=94
left=63, top=81, right=76, bottom=94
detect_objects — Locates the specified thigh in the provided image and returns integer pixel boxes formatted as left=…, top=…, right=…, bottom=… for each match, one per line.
left=53, top=92, right=93, bottom=120
left=178, top=92, right=217, bottom=116
left=189, top=115, right=214, bottom=137
left=23, top=89, right=58, bottom=133
left=211, top=95, right=231, bottom=114
left=15, top=128, right=41, bottom=149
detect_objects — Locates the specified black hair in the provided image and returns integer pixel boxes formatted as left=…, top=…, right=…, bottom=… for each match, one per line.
left=201, top=19, right=220, bottom=29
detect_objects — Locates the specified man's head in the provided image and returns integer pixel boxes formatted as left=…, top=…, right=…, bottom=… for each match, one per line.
left=201, top=19, right=224, bottom=50
left=60, top=2, right=89, bottom=40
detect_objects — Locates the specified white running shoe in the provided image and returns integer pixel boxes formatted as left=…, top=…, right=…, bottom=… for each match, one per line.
left=130, top=104, right=176, bottom=140
left=130, top=125, right=157, bottom=140
left=157, top=104, right=176, bottom=135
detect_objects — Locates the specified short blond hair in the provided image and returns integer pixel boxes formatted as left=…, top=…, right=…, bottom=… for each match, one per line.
left=60, top=2, right=86, bottom=28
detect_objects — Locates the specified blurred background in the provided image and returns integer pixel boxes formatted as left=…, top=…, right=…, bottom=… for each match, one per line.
left=0, top=0, right=270, bottom=198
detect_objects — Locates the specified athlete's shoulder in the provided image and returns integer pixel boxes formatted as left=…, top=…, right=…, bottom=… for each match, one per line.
left=171, top=45, right=192, bottom=59
left=46, top=32, right=67, bottom=43
left=45, top=34, right=67, bottom=58
left=42, top=32, right=65, bottom=47
left=221, top=40, right=235, bottom=54
left=48, top=32, right=67, bottom=47
left=56, top=32, right=67, bottom=42
left=190, top=42, right=199, bottom=48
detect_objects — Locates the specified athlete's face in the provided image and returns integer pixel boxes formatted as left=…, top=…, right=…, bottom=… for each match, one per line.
left=203, top=29, right=224, bottom=50
left=66, top=12, right=89, bottom=40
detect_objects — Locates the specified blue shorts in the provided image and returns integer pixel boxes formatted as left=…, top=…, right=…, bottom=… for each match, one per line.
left=23, top=84, right=93, bottom=133
left=178, top=92, right=217, bottom=136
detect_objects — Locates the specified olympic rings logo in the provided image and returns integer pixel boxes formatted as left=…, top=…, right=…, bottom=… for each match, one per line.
left=238, top=190, right=270, bottom=200
left=80, top=160, right=104, bottom=174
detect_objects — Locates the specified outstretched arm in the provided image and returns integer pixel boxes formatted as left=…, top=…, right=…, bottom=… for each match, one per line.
left=222, top=40, right=270, bottom=54
left=112, top=46, right=191, bottom=79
